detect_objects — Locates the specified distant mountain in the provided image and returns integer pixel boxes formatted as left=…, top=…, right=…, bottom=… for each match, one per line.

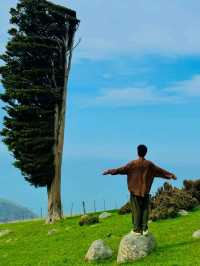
left=0, top=199, right=38, bottom=223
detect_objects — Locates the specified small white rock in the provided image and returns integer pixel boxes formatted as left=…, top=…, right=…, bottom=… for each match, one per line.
left=47, top=228, right=58, bottom=236
left=99, top=212, right=112, bottom=219
left=178, top=210, right=188, bottom=216
left=0, top=230, right=11, bottom=238
left=192, top=230, right=200, bottom=239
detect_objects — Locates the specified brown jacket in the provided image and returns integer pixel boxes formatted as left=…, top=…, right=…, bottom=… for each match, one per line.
left=108, top=158, right=174, bottom=197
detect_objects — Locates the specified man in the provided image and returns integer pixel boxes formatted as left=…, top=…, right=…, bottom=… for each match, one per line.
left=103, top=144, right=177, bottom=236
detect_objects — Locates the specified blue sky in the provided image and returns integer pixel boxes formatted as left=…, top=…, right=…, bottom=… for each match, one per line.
left=0, top=0, right=200, bottom=216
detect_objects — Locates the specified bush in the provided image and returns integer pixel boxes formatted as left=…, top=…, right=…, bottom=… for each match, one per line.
left=118, top=202, right=131, bottom=215
left=79, top=215, right=99, bottom=226
left=118, top=180, right=200, bottom=221
left=150, top=206, right=177, bottom=221
left=171, top=190, right=199, bottom=210
left=183, top=179, right=200, bottom=202
left=150, top=182, right=199, bottom=221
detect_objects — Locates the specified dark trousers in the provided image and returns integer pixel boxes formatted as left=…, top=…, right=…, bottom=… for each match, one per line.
left=130, top=192, right=150, bottom=232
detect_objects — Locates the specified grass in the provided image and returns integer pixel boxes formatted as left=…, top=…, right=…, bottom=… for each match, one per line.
left=1, top=209, right=200, bottom=265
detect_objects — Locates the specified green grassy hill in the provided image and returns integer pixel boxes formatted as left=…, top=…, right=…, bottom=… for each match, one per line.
left=1, top=208, right=200, bottom=266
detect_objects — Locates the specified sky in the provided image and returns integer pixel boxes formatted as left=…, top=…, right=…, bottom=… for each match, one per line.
left=0, top=0, right=200, bottom=216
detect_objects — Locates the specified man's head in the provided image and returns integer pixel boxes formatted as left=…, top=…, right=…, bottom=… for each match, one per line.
left=137, top=144, right=148, bottom=158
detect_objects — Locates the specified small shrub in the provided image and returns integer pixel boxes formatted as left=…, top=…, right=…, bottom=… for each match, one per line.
left=183, top=179, right=200, bottom=202
left=150, top=206, right=178, bottom=221
left=118, top=179, right=200, bottom=221
left=118, top=202, right=131, bottom=215
left=150, top=182, right=199, bottom=221
left=171, top=190, right=199, bottom=210
left=79, top=215, right=99, bottom=226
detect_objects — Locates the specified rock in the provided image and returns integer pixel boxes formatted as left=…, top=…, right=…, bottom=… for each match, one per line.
left=0, top=230, right=11, bottom=238
left=99, top=212, right=112, bottom=219
left=79, top=215, right=99, bottom=226
left=192, top=230, right=200, bottom=239
left=85, top=239, right=113, bottom=261
left=178, top=209, right=188, bottom=216
left=47, top=228, right=58, bottom=236
left=117, top=232, right=156, bottom=264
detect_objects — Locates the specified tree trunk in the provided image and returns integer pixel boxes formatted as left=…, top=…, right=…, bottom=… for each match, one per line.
left=46, top=22, right=75, bottom=223
left=46, top=175, right=62, bottom=223
left=46, top=104, right=63, bottom=224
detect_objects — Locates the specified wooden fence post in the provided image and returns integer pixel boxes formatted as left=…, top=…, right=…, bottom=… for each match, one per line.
left=82, top=201, right=86, bottom=215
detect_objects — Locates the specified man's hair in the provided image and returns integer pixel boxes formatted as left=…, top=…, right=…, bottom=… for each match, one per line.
left=137, top=144, right=148, bottom=157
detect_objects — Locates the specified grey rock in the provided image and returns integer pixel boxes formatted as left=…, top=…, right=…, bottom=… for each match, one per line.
left=99, top=212, right=112, bottom=219
left=85, top=239, right=113, bottom=261
left=117, top=232, right=156, bottom=264
left=0, top=229, right=11, bottom=238
left=192, top=230, right=200, bottom=239
left=178, top=209, right=188, bottom=216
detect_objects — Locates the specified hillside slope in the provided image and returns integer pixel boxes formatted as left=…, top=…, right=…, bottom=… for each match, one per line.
left=0, top=209, right=200, bottom=265
left=0, top=199, right=37, bottom=222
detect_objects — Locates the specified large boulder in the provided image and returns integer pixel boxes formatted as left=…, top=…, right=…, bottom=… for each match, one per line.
left=99, top=212, right=112, bottom=219
left=85, top=239, right=113, bottom=261
left=117, top=232, right=156, bottom=264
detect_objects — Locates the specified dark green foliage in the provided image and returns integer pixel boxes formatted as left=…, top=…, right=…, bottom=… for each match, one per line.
left=0, top=0, right=79, bottom=186
left=79, top=215, right=99, bottom=226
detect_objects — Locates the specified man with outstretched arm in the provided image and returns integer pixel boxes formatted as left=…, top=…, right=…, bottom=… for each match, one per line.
left=103, top=144, right=177, bottom=236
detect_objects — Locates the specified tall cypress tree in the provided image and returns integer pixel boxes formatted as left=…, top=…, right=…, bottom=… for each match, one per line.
left=0, top=0, right=79, bottom=223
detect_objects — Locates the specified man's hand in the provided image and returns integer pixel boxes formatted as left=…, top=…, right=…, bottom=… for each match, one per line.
left=171, top=174, right=177, bottom=180
left=103, top=170, right=110, bottom=175
left=102, top=169, right=116, bottom=175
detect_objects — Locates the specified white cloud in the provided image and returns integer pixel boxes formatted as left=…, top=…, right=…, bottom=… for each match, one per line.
left=168, top=75, right=200, bottom=97
left=61, top=0, right=200, bottom=59
left=77, top=74, right=200, bottom=107
left=1, top=1, right=200, bottom=59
